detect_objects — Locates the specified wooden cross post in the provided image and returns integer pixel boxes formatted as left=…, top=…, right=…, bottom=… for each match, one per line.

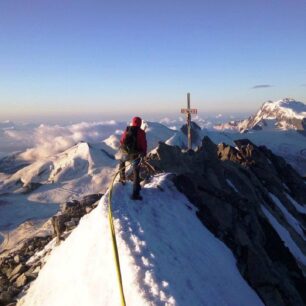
left=181, top=93, right=197, bottom=150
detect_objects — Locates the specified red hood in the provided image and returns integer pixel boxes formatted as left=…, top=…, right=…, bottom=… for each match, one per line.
left=131, top=117, right=142, bottom=127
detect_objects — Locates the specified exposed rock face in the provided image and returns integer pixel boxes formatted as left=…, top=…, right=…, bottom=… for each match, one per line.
left=22, top=182, right=42, bottom=194
left=148, top=137, right=306, bottom=306
left=52, top=193, right=102, bottom=243
left=0, top=236, right=51, bottom=306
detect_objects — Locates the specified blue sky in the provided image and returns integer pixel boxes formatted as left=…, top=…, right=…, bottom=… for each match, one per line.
left=0, top=0, right=306, bottom=121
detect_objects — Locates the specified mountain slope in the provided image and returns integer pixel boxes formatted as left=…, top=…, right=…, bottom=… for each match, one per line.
left=18, top=175, right=264, bottom=306
left=216, top=98, right=306, bottom=133
left=213, top=99, right=306, bottom=176
left=148, top=139, right=306, bottom=306
left=1, top=142, right=117, bottom=193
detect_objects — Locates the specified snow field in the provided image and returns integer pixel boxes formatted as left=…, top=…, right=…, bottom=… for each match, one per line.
left=261, top=205, right=306, bottom=267
left=269, top=193, right=306, bottom=240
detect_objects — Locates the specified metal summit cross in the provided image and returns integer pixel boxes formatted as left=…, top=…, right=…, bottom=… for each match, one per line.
left=181, top=92, right=197, bottom=150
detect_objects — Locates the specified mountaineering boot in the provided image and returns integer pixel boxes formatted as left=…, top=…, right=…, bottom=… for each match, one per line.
left=119, top=160, right=126, bottom=185
left=131, top=194, right=143, bottom=201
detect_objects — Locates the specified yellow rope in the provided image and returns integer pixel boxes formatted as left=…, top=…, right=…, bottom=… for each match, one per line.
left=108, top=169, right=126, bottom=306
left=107, top=156, right=141, bottom=306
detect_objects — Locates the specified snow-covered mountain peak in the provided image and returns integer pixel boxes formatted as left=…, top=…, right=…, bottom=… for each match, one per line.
left=1, top=141, right=117, bottom=192
left=215, top=98, right=306, bottom=133
left=259, top=98, right=306, bottom=120
left=103, top=134, right=121, bottom=150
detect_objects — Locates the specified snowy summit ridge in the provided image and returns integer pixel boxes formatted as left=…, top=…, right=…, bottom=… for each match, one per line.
left=16, top=138, right=306, bottom=306
left=249, top=98, right=306, bottom=130
left=216, top=98, right=306, bottom=132
left=17, top=175, right=264, bottom=306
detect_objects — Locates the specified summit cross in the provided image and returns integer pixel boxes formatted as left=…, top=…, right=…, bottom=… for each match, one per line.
left=181, top=93, right=197, bottom=150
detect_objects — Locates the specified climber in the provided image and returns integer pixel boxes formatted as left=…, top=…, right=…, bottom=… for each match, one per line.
left=119, top=116, right=147, bottom=200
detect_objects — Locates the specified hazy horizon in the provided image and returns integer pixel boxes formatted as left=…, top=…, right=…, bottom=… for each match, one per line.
left=1, top=1, right=306, bottom=119
left=0, top=109, right=252, bottom=126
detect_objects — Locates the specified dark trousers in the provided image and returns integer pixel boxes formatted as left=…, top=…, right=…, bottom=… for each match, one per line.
left=119, top=158, right=141, bottom=196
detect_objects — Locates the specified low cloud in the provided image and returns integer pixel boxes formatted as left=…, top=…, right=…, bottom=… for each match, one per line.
left=252, top=84, right=273, bottom=89
left=2, top=121, right=126, bottom=161
left=301, top=84, right=306, bottom=87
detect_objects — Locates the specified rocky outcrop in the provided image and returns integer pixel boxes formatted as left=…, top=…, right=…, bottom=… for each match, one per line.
left=0, top=236, right=51, bottom=306
left=52, top=193, right=102, bottom=243
left=22, top=182, right=42, bottom=194
left=148, top=137, right=306, bottom=306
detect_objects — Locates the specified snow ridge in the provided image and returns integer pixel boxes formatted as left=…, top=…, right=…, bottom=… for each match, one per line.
left=18, top=175, right=263, bottom=306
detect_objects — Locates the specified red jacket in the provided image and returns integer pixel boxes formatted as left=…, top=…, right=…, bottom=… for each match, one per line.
left=120, top=119, right=147, bottom=155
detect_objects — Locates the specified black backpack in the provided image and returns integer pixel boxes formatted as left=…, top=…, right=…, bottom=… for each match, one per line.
left=122, top=126, right=139, bottom=154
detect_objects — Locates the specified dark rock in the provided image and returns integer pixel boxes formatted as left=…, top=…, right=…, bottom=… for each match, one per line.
left=52, top=193, right=102, bottom=243
left=79, top=194, right=102, bottom=207
left=52, top=214, right=70, bottom=243
left=15, top=274, right=27, bottom=288
left=22, top=182, right=42, bottom=193
left=0, top=291, right=13, bottom=305
left=9, top=273, right=20, bottom=284
left=7, top=264, right=26, bottom=280
left=0, top=276, right=6, bottom=289
left=24, top=269, right=38, bottom=281
left=7, top=286, right=20, bottom=297
left=64, top=218, right=79, bottom=230
left=217, top=143, right=243, bottom=163
left=62, top=200, right=79, bottom=212
left=0, top=235, right=52, bottom=304
left=148, top=137, right=306, bottom=306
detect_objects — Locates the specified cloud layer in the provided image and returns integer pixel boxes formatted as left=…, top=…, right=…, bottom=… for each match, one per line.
left=23, top=121, right=128, bottom=160
left=1, top=115, right=243, bottom=160
left=1, top=121, right=126, bottom=161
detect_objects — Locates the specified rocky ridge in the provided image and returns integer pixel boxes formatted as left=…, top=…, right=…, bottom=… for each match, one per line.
left=148, top=137, right=306, bottom=306
left=1, top=135, right=306, bottom=306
